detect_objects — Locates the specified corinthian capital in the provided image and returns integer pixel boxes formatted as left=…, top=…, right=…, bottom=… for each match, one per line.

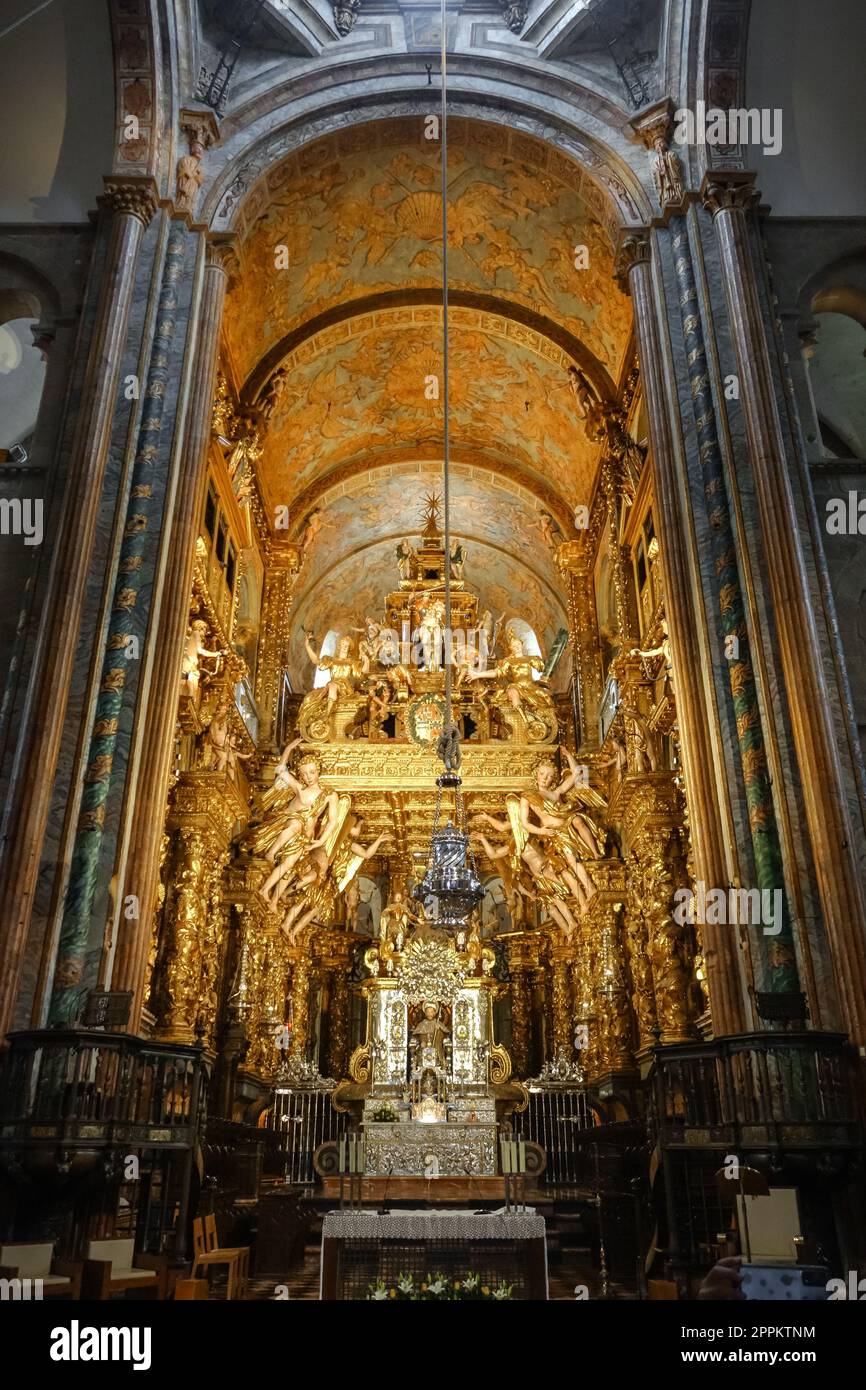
left=102, top=175, right=159, bottom=226
left=613, top=227, right=652, bottom=293
left=206, top=232, right=240, bottom=284
left=700, top=171, right=760, bottom=218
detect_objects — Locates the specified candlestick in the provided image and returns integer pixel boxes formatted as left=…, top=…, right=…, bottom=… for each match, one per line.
left=339, top=1136, right=346, bottom=1173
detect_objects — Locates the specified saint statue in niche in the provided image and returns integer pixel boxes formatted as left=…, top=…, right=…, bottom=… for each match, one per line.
left=410, top=1002, right=451, bottom=1068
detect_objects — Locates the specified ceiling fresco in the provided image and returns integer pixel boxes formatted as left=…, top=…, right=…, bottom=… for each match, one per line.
left=255, top=308, right=596, bottom=517
left=225, top=119, right=632, bottom=389
left=224, top=117, right=632, bottom=680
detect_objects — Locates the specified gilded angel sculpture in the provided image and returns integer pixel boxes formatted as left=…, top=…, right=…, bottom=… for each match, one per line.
left=297, top=632, right=367, bottom=739
left=280, top=815, right=387, bottom=943
left=467, top=629, right=557, bottom=742
left=248, top=740, right=342, bottom=910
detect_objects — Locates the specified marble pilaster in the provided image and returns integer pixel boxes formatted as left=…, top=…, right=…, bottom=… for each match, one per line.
left=112, top=234, right=237, bottom=1029
left=0, top=178, right=158, bottom=1042
left=703, top=172, right=866, bottom=1041
left=615, top=228, right=747, bottom=1035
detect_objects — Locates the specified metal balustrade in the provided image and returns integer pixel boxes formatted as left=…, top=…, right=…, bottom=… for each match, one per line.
left=514, top=1086, right=596, bottom=1186
left=268, top=1085, right=346, bottom=1185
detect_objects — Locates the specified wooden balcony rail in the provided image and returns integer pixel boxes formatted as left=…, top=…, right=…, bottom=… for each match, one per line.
left=0, top=1029, right=209, bottom=1150
left=648, top=1031, right=860, bottom=1150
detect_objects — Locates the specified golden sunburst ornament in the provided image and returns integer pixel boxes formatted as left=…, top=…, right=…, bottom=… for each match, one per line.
left=396, top=939, right=466, bottom=1004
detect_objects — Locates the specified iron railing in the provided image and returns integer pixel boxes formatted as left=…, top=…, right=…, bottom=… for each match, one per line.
left=268, top=1084, right=346, bottom=1185
left=514, top=1086, right=596, bottom=1185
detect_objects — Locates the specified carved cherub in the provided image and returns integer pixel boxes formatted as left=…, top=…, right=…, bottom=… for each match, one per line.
left=182, top=619, right=221, bottom=699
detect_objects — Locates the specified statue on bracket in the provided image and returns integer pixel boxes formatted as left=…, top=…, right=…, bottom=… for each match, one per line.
left=182, top=618, right=222, bottom=701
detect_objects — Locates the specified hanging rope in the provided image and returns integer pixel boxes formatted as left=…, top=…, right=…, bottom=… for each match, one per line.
left=436, top=0, right=460, bottom=774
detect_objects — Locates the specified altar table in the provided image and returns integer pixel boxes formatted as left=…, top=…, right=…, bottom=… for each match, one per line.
left=320, top=1208, right=548, bottom=1300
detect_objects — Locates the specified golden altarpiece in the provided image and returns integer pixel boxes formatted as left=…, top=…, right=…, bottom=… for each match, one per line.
left=143, top=362, right=705, bottom=1180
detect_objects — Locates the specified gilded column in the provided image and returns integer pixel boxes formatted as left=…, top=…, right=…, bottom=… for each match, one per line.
left=151, top=825, right=217, bottom=1044
left=615, top=227, right=746, bottom=1035
left=506, top=936, right=532, bottom=1077
left=591, top=862, right=635, bottom=1075
left=549, top=945, right=574, bottom=1059
left=633, top=830, right=697, bottom=1044
left=113, top=234, right=237, bottom=1030
left=601, top=462, right=639, bottom=645
left=625, top=870, right=658, bottom=1052
left=558, top=545, right=604, bottom=748
left=316, top=929, right=352, bottom=1079
left=254, top=546, right=301, bottom=751
left=287, top=951, right=313, bottom=1060
left=702, top=172, right=866, bottom=1041
left=0, top=177, right=158, bottom=1040
left=150, top=769, right=246, bottom=1044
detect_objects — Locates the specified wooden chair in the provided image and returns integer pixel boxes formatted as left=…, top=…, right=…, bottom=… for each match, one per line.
left=204, top=1213, right=250, bottom=1297
left=81, top=1238, right=167, bottom=1300
left=191, top=1217, right=242, bottom=1300
left=174, top=1278, right=210, bottom=1300
left=0, top=1242, right=81, bottom=1299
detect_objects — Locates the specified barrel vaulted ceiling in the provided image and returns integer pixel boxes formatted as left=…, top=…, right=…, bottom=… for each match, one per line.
left=224, top=116, right=633, bottom=682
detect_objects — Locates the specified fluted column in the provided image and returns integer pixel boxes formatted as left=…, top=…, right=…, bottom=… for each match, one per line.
left=0, top=177, right=158, bottom=1042
left=113, top=235, right=236, bottom=1030
left=702, top=173, right=866, bottom=1041
left=614, top=228, right=747, bottom=1035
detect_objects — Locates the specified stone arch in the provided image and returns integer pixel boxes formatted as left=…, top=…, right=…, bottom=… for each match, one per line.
left=203, top=90, right=654, bottom=232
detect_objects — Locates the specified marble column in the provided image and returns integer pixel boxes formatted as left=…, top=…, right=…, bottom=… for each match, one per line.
left=0, top=177, right=158, bottom=1042
left=49, top=223, right=188, bottom=1025
left=615, top=229, right=747, bottom=1035
left=112, top=235, right=237, bottom=1030
left=703, top=173, right=866, bottom=1041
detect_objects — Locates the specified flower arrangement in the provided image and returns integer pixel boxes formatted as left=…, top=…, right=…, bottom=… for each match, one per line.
left=366, top=1271, right=513, bottom=1301
left=370, top=1105, right=398, bottom=1123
